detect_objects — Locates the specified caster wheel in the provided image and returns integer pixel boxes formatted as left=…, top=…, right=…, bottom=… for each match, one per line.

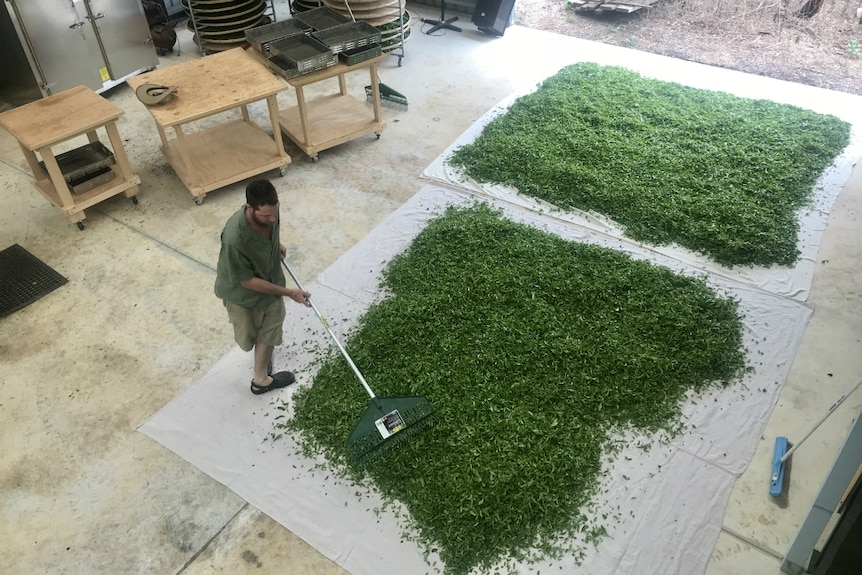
left=375, top=133, right=381, bottom=139
left=76, top=221, right=85, bottom=231
left=398, top=56, right=403, bottom=67
left=279, top=167, right=287, bottom=177
left=194, top=197, right=204, bottom=205
left=311, top=155, right=319, bottom=163
left=131, top=196, right=139, bottom=205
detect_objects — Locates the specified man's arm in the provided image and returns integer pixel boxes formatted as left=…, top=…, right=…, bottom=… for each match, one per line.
left=240, top=277, right=311, bottom=306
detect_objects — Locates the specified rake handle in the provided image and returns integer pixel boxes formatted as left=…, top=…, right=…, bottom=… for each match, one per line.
left=281, top=259, right=377, bottom=400
left=780, top=377, right=862, bottom=463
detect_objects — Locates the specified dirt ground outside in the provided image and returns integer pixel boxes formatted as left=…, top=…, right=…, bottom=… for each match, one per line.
left=513, top=0, right=862, bottom=96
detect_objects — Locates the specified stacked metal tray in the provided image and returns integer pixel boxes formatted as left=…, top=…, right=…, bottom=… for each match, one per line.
left=292, top=6, right=350, bottom=31
left=267, top=34, right=336, bottom=78
left=38, top=142, right=116, bottom=194
left=311, top=20, right=381, bottom=54
left=339, top=43, right=382, bottom=66
left=245, top=18, right=311, bottom=52
left=183, top=0, right=270, bottom=51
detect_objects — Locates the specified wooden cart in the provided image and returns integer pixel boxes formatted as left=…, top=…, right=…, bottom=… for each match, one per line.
left=276, top=54, right=387, bottom=162
left=0, top=86, right=141, bottom=230
left=127, top=48, right=291, bottom=204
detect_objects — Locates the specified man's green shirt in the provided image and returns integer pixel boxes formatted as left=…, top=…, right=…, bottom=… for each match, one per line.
left=214, top=206, right=285, bottom=308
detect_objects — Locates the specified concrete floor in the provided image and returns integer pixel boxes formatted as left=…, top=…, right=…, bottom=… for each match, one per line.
left=1, top=2, right=860, bottom=574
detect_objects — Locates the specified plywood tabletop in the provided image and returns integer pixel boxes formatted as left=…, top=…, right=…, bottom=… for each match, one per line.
left=0, top=86, right=123, bottom=151
left=127, top=48, right=287, bottom=127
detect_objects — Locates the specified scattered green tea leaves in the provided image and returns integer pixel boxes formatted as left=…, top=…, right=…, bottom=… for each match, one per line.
left=448, top=63, right=851, bottom=267
left=280, top=204, right=748, bottom=574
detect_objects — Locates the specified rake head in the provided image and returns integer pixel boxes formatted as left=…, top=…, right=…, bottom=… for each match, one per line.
left=346, top=395, right=435, bottom=465
left=365, top=83, right=408, bottom=111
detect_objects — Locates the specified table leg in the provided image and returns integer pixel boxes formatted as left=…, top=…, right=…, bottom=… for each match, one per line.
left=104, top=121, right=142, bottom=198
left=39, top=147, right=77, bottom=212
left=295, top=85, right=310, bottom=148
left=155, top=121, right=169, bottom=150
left=86, top=130, right=100, bottom=144
left=173, top=125, right=197, bottom=190
left=241, top=104, right=251, bottom=123
left=369, top=64, right=382, bottom=124
left=19, top=144, right=46, bottom=184
left=338, top=73, right=347, bottom=96
left=104, top=121, right=135, bottom=180
left=266, top=95, right=287, bottom=159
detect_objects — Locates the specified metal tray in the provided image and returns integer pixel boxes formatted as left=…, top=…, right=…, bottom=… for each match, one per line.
left=266, top=53, right=336, bottom=79
left=339, top=42, right=382, bottom=65
left=292, top=6, right=350, bottom=31
left=267, top=34, right=336, bottom=74
left=312, top=21, right=381, bottom=54
left=245, top=19, right=312, bottom=52
left=67, top=167, right=116, bottom=194
left=268, top=34, right=334, bottom=71
left=38, top=142, right=116, bottom=187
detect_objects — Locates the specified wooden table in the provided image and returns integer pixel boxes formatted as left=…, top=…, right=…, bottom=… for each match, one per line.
left=127, top=48, right=291, bottom=204
left=277, top=54, right=387, bottom=162
left=0, top=86, right=141, bottom=230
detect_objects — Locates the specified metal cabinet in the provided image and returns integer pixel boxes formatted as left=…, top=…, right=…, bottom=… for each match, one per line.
left=0, top=0, right=158, bottom=107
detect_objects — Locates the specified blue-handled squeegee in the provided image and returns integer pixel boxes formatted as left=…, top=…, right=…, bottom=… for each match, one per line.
left=769, top=377, right=862, bottom=498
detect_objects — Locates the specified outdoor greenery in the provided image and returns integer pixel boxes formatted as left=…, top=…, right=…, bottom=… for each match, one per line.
left=280, top=204, right=749, bottom=574
left=448, top=63, right=851, bottom=267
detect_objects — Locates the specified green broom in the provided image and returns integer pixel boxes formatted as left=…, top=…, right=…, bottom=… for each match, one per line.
left=281, top=260, right=435, bottom=464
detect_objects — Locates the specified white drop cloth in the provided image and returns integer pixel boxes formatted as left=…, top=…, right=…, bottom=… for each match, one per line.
left=141, top=185, right=812, bottom=575
left=421, top=46, right=862, bottom=303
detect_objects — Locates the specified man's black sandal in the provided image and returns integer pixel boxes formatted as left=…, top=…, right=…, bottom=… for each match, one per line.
left=250, top=371, right=296, bottom=395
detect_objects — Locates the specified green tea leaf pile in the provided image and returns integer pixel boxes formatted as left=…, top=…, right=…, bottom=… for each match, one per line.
left=280, top=204, right=748, bottom=574
left=449, top=63, right=851, bottom=267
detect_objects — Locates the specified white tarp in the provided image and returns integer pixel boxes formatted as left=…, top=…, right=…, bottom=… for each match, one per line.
left=421, top=56, right=862, bottom=303
left=141, top=185, right=811, bottom=575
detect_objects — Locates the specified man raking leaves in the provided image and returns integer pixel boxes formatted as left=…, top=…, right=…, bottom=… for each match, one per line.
left=214, top=179, right=311, bottom=395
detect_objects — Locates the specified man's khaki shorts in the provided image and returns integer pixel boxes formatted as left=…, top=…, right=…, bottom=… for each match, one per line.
left=223, top=297, right=285, bottom=351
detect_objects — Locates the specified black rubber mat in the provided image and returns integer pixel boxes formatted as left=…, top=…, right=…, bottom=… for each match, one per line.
left=0, top=244, right=68, bottom=318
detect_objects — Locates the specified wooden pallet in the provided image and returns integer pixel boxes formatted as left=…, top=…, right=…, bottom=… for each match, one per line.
left=568, top=0, right=657, bottom=13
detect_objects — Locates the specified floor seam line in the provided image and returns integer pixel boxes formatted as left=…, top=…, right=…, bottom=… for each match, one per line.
left=720, top=524, right=785, bottom=561
left=0, top=158, right=31, bottom=176
left=176, top=503, right=249, bottom=574
left=95, top=206, right=217, bottom=273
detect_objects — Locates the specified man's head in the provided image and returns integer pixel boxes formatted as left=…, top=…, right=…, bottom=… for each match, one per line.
left=245, top=180, right=279, bottom=227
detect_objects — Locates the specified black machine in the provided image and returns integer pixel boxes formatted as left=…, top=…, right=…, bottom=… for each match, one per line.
left=142, top=0, right=177, bottom=54
left=472, top=0, right=516, bottom=36
left=422, top=0, right=462, bottom=34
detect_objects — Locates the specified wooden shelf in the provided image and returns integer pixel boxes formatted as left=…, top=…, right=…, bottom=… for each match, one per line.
left=0, top=85, right=141, bottom=228
left=127, top=48, right=286, bottom=127
left=276, top=56, right=386, bottom=160
left=278, top=94, right=385, bottom=158
left=162, top=119, right=290, bottom=197
left=127, top=48, right=290, bottom=202
left=34, top=166, right=140, bottom=215
left=0, top=85, right=123, bottom=149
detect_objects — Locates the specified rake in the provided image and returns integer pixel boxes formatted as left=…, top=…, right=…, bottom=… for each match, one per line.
left=281, top=260, right=435, bottom=464
left=365, top=82, right=409, bottom=111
